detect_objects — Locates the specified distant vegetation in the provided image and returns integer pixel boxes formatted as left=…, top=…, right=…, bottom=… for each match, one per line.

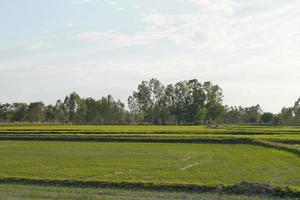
left=0, top=78, right=299, bottom=125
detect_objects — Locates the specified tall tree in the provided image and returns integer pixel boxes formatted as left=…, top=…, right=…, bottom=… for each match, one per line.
left=64, top=92, right=87, bottom=123
left=203, top=81, right=224, bottom=122
left=27, top=102, right=45, bottom=122
left=53, top=100, right=68, bottom=123
left=128, top=78, right=224, bottom=124
left=128, top=78, right=167, bottom=124
left=85, top=98, right=98, bottom=123
left=12, top=103, right=28, bottom=122
left=293, top=98, right=300, bottom=123
left=244, top=105, right=262, bottom=124
left=223, top=106, right=243, bottom=124
left=261, top=112, right=274, bottom=124
left=44, top=105, right=55, bottom=122
left=0, top=103, right=13, bottom=122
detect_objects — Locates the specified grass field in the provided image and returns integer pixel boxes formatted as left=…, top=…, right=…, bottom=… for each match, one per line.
left=1, top=124, right=300, bottom=140
left=1, top=124, right=300, bottom=199
left=1, top=184, right=298, bottom=200
left=1, top=184, right=297, bottom=200
left=1, top=124, right=300, bottom=134
left=1, top=141, right=300, bottom=187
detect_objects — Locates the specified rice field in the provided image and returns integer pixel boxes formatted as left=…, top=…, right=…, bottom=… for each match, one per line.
left=1, top=184, right=296, bottom=200
left=1, top=124, right=300, bottom=199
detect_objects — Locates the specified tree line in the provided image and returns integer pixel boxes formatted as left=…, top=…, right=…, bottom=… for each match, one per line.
left=0, top=93, right=125, bottom=124
left=0, top=78, right=299, bottom=125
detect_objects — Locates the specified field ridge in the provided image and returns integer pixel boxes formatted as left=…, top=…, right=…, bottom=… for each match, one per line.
left=1, top=178, right=299, bottom=198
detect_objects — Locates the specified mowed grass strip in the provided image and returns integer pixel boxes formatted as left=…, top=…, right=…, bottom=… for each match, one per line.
left=1, top=141, right=300, bottom=188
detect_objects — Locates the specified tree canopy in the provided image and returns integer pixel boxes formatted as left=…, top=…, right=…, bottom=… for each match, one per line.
left=0, top=78, right=299, bottom=125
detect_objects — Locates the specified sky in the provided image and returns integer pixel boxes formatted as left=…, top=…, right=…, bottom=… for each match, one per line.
left=0, top=0, right=300, bottom=113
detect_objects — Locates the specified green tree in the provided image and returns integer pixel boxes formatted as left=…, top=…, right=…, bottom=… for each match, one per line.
left=223, top=106, right=243, bottom=124
left=128, top=78, right=167, bottom=124
left=261, top=112, right=274, bottom=124
left=53, top=100, right=68, bottom=123
left=0, top=103, right=13, bottom=122
left=85, top=98, right=98, bottom=123
left=97, top=95, right=125, bottom=124
left=293, top=98, right=300, bottom=123
left=168, top=79, right=207, bottom=124
left=198, top=107, right=208, bottom=124
left=27, top=102, right=45, bottom=122
left=128, top=78, right=224, bottom=125
left=12, top=103, right=28, bottom=122
left=203, top=82, right=224, bottom=122
left=245, top=105, right=262, bottom=124
left=279, top=107, right=294, bottom=124
left=44, top=105, right=55, bottom=122
left=64, top=92, right=87, bottom=123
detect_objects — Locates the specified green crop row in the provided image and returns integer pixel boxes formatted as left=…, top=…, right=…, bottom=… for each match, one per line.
left=0, top=124, right=300, bottom=134
left=1, top=141, right=300, bottom=189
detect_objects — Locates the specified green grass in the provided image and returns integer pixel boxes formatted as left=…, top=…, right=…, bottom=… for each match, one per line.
left=1, top=124, right=300, bottom=134
left=0, top=184, right=297, bottom=200
left=1, top=124, right=300, bottom=198
left=0, top=124, right=226, bottom=132
left=1, top=141, right=300, bottom=188
left=291, top=145, right=300, bottom=150
left=2, top=133, right=300, bottom=144
left=1, top=124, right=300, bottom=143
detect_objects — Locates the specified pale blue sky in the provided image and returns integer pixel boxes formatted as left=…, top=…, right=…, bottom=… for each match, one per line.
left=1, top=0, right=300, bottom=112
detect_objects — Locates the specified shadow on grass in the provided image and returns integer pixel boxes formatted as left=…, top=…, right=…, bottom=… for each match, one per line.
left=0, top=178, right=299, bottom=198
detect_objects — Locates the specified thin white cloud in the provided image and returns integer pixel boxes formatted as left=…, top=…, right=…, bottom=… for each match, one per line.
left=82, top=0, right=95, bottom=3
left=116, top=7, right=125, bottom=10
left=134, top=5, right=141, bottom=9
left=30, top=42, right=53, bottom=50
left=103, top=0, right=123, bottom=10
left=75, top=0, right=300, bottom=53
left=106, top=1, right=118, bottom=5
left=75, top=31, right=133, bottom=46
left=183, top=0, right=235, bottom=15
left=65, top=21, right=79, bottom=27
